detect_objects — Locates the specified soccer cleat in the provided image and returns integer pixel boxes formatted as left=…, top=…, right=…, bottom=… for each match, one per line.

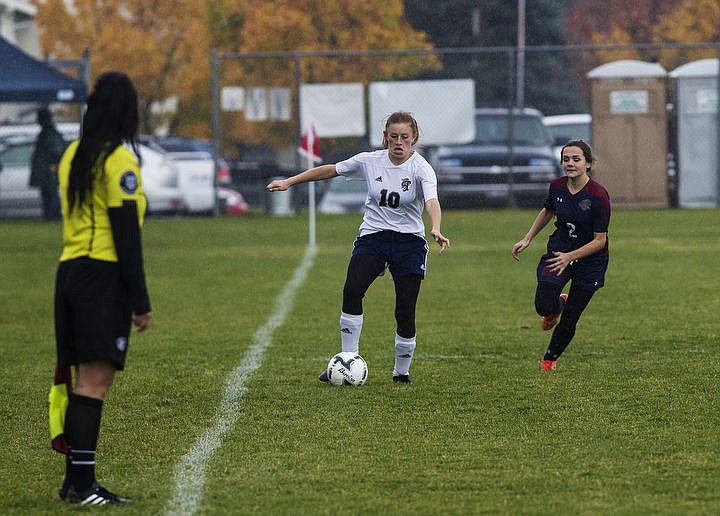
left=392, top=374, right=411, bottom=384
left=541, top=293, right=568, bottom=331
left=65, top=482, right=133, bottom=505
left=540, top=359, right=557, bottom=372
left=58, top=483, right=69, bottom=501
left=318, top=369, right=329, bottom=383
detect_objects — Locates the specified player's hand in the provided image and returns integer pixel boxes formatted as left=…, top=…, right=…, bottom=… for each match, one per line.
left=547, top=251, right=573, bottom=276
left=431, top=230, right=450, bottom=255
left=132, top=311, right=152, bottom=332
left=512, top=239, right=530, bottom=261
left=266, top=179, right=289, bottom=192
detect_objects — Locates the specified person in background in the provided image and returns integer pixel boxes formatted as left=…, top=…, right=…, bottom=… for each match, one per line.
left=511, top=139, right=610, bottom=372
left=30, top=107, right=67, bottom=220
left=54, top=71, right=152, bottom=505
left=267, top=111, right=450, bottom=384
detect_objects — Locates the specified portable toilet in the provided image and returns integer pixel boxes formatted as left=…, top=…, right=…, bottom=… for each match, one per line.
left=669, top=59, right=719, bottom=208
left=588, top=60, right=668, bottom=207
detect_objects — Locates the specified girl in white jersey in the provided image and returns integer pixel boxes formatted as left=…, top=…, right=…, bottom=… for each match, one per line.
left=267, top=111, right=450, bottom=383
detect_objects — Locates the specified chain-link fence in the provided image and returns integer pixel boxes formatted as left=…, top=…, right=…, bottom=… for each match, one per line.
left=2, top=43, right=718, bottom=218
left=211, top=42, right=720, bottom=212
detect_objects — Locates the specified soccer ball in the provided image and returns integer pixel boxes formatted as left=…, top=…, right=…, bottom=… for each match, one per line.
left=326, top=352, right=368, bottom=386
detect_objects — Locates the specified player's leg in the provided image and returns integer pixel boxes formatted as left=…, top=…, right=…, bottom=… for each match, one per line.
left=542, top=255, right=607, bottom=367
left=59, top=260, right=133, bottom=504
left=392, top=274, right=422, bottom=382
left=535, top=280, right=569, bottom=331
left=319, top=253, right=384, bottom=383
left=543, top=283, right=595, bottom=362
left=63, top=361, right=114, bottom=496
left=340, top=254, right=386, bottom=352
left=535, top=280, right=564, bottom=316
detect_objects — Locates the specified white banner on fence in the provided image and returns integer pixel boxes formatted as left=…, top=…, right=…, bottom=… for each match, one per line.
left=369, top=79, right=475, bottom=147
left=299, top=83, right=365, bottom=137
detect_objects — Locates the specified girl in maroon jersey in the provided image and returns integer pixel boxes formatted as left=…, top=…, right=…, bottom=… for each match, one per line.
left=511, top=140, right=611, bottom=371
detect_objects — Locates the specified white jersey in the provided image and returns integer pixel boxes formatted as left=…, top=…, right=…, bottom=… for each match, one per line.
left=335, top=149, right=438, bottom=238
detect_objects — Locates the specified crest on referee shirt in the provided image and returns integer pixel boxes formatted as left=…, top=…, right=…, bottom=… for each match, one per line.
left=120, top=171, right=138, bottom=194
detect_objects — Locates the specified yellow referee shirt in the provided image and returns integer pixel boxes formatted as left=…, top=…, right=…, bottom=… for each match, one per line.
left=58, top=140, right=147, bottom=262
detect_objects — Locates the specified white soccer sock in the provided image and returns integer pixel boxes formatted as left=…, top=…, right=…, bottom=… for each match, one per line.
left=393, top=333, right=416, bottom=376
left=340, top=312, right=363, bottom=353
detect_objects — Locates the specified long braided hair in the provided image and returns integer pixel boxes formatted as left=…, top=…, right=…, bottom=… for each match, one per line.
left=68, top=71, right=141, bottom=213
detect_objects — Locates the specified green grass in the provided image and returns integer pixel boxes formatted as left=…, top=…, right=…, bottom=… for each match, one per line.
left=1, top=208, right=719, bottom=515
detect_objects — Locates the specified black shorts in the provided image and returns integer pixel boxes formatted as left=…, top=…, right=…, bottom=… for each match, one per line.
left=352, top=231, right=428, bottom=279
left=54, top=258, right=132, bottom=370
left=536, top=252, right=609, bottom=292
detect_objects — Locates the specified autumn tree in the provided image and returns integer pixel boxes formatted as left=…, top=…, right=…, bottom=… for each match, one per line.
left=34, top=0, right=439, bottom=143
left=33, top=0, right=210, bottom=135
left=653, top=0, right=720, bottom=68
left=564, top=0, right=718, bottom=71
left=204, top=0, right=439, bottom=147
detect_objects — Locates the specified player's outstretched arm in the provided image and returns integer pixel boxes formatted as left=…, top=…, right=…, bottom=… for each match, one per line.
left=266, top=164, right=338, bottom=191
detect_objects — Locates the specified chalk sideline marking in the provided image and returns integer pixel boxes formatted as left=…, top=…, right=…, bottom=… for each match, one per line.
left=164, top=245, right=317, bottom=515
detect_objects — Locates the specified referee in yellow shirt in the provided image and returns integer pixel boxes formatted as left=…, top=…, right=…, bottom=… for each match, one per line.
left=54, top=71, right=152, bottom=505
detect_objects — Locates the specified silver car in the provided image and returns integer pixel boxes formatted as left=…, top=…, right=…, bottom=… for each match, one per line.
left=0, top=124, right=218, bottom=217
left=0, top=137, right=44, bottom=217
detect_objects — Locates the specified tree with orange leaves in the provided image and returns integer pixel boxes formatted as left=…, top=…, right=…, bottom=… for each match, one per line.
left=33, top=0, right=438, bottom=142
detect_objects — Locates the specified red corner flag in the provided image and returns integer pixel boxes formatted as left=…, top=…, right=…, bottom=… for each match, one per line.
left=298, top=124, right=322, bottom=163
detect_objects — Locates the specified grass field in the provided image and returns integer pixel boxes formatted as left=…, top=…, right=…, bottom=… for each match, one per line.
left=1, top=208, right=719, bottom=515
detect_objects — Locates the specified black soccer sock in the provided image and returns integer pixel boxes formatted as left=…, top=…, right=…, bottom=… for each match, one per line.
left=64, top=393, right=104, bottom=492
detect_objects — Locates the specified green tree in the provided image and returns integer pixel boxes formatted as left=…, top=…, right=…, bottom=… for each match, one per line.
left=402, top=0, right=584, bottom=115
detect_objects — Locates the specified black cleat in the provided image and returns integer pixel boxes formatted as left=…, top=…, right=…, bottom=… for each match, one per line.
left=392, top=374, right=411, bottom=384
left=58, top=483, right=69, bottom=502
left=65, top=482, right=133, bottom=505
left=318, top=369, right=329, bottom=383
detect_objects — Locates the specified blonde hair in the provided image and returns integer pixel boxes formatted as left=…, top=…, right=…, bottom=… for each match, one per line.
left=382, top=111, right=419, bottom=148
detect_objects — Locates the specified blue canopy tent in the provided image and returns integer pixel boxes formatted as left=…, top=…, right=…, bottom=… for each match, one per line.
left=0, top=36, right=87, bottom=103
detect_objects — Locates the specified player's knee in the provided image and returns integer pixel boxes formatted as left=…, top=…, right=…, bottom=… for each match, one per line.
left=535, top=298, right=556, bottom=316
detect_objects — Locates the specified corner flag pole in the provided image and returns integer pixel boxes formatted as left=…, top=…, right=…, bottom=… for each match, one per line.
left=299, top=124, right=321, bottom=247
left=307, top=153, right=316, bottom=247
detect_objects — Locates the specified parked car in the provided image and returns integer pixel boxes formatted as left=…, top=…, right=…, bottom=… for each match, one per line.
left=428, top=107, right=562, bottom=208
left=139, top=135, right=220, bottom=214
left=218, top=186, right=250, bottom=216
left=543, top=113, right=592, bottom=159
left=225, top=142, right=287, bottom=206
left=318, top=175, right=368, bottom=214
left=0, top=136, right=45, bottom=217
left=0, top=124, right=223, bottom=217
left=0, top=134, right=186, bottom=217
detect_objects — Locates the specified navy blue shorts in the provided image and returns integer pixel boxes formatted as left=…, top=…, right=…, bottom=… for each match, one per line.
left=55, top=258, right=133, bottom=370
left=536, top=252, right=608, bottom=292
left=352, top=231, right=428, bottom=279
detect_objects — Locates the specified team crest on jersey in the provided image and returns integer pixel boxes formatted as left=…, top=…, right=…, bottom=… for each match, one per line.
left=120, top=171, right=138, bottom=194
left=401, top=177, right=411, bottom=191
left=579, top=199, right=592, bottom=211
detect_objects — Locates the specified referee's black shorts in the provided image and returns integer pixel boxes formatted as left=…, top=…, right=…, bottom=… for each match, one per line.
left=54, top=258, right=133, bottom=370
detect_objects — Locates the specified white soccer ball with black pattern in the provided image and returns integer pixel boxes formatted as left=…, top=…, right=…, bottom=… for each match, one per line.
left=326, top=352, right=368, bottom=386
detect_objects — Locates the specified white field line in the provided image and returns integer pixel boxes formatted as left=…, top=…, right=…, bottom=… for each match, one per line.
left=164, top=244, right=317, bottom=516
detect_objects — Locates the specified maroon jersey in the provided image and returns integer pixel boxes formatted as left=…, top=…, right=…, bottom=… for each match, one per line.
left=543, top=177, right=610, bottom=256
